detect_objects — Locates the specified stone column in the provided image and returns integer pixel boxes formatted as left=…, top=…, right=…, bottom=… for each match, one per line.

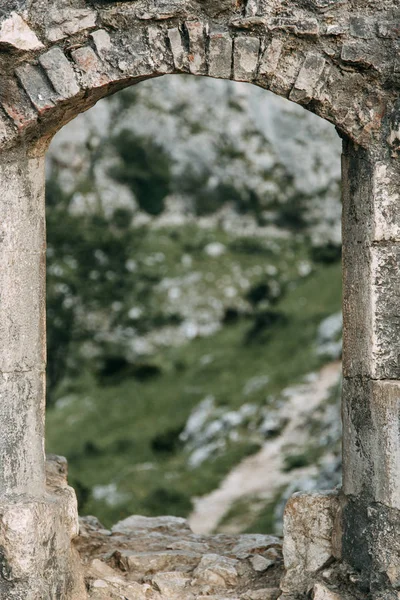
left=0, top=148, right=86, bottom=599
left=341, top=139, right=400, bottom=598
left=0, top=148, right=46, bottom=497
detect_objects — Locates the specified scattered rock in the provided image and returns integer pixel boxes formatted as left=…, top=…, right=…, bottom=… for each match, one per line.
left=152, top=571, right=191, bottom=595
left=115, top=549, right=201, bottom=574
left=76, top=514, right=284, bottom=599
left=232, top=534, right=282, bottom=559
left=312, top=582, right=343, bottom=599
left=193, top=553, right=239, bottom=588
left=250, top=554, right=274, bottom=572
left=112, top=514, right=190, bottom=534
left=241, top=589, right=281, bottom=600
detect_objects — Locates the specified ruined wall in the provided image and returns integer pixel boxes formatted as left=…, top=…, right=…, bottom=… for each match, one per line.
left=0, top=1, right=399, bottom=599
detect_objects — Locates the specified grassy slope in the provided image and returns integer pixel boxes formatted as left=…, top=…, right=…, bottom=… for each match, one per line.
left=46, top=225, right=342, bottom=528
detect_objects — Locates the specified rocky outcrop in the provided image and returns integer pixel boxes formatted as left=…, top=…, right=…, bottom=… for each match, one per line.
left=76, top=513, right=284, bottom=600
left=74, top=500, right=362, bottom=600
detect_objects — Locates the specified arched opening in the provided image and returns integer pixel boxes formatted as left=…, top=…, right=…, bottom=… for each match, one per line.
left=45, top=74, right=343, bottom=536
left=45, top=73, right=343, bottom=597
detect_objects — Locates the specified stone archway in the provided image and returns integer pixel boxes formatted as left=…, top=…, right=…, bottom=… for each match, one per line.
left=0, top=1, right=399, bottom=598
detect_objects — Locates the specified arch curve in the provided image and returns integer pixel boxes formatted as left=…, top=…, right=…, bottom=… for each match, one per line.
left=0, top=0, right=394, bottom=152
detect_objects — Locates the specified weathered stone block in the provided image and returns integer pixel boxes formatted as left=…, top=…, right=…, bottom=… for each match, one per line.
left=281, top=491, right=340, bottom=595
left=342, top=241, right=400, bottom=380
left=269, top=50, right=303, bottom=97
left=0, top=371, right=45, bottom=496
left=377, top=21, right=400, bottom=38
left=119, top=29, right=154, bottom=78
left=290, top=53, right=326, bottom=103
left=0, top=12, right=44, bottom=51
left=39, top=47, right=80, bottom=100
left=309, top=0, right=343, bottom=9
left=343, top=378, right=400, bottom=510
left=15, top=63, right=57, bottom=112
left=116, top=549, right=200, bottom=574
left=269, top=17, right=319, bottom=36
left=0, top=491, right=85, bottom=599
left=342, top=377, right=374, bottom=500
left=0, top=76, right=37, bottom=130
left=245, top=0, right=259, bottom=17
left=208, top=31, right=232, bottom=79
left=233, top=36, right=260, bottom=81
left=341, top=143, right=388, bottom=380
left=371, top=161, right=400, bottom=242
left=148, top=26, right=174, bottom=74
left=371, top=244, right=400, bottom=379
left=46, top=8, right=97, bottom=42
left=0, top=108, right=12, bottom=144
left=369, top=381, right=400, bottom=509
left=342, top=495, right=400, bottom=594
left=312, top=583, right=344, bottom=599
left=350, top=16, right=375, bottom=39
left=91, top=29, right=112, bottom=59
left=71, top=46, right=111, bottom=89
left=258, top=38, right=283, bottom=80
left=112, top=514, right=190, bottom=534
left=192, top=553, right=238, bottom=588
left=0, top=153, right=45, bottom=252
left=168, top=27, right=188, bottom=72
left=186, top=21, right=208, bottom=76
left=341, top=41, right=382, bottom=71
left=0, top=251, right=46, bottom=373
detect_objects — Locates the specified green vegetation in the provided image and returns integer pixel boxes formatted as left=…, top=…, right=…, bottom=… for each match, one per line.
left=109, top=130, right=172, bottom=216
left=45, top=90, right=342, bottom=530
left=46, top=228, right=341, bottom=526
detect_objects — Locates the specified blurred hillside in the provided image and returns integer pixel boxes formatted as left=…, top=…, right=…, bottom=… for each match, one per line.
left=45, top=75, right=343, bottom=533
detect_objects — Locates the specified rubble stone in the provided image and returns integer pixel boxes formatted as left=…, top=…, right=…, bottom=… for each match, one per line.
left=75, top=513, right=283, bottom=600
left=312, top=583, right=343, bottom=599
left=46, top=8, right=97, bottom=42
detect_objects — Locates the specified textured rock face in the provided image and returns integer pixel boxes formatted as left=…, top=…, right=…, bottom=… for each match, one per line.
left=281, top=491, right=341, bottom=595
left=76, top=512, right=284, bottom=599
left=76, top=511, right=362, bottom=600
left=0, top=456, right=85, bottom=599
left=0, top=0, right=399, bottom=599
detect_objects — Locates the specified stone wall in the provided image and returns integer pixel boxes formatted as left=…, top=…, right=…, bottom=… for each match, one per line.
left=0, top=1, right=399, bottom=598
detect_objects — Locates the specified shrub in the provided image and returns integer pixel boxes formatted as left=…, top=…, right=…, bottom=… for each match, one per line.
left=310, top=242, right=342, bottom=264
left=110, top=129, right=172, bottom=216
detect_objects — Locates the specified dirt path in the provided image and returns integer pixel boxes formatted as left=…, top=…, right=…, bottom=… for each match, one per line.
left=189, top=361, right=342, bottom=534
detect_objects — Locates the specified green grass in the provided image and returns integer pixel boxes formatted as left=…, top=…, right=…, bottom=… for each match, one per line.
left=46, top=226, right=342, bottom=527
